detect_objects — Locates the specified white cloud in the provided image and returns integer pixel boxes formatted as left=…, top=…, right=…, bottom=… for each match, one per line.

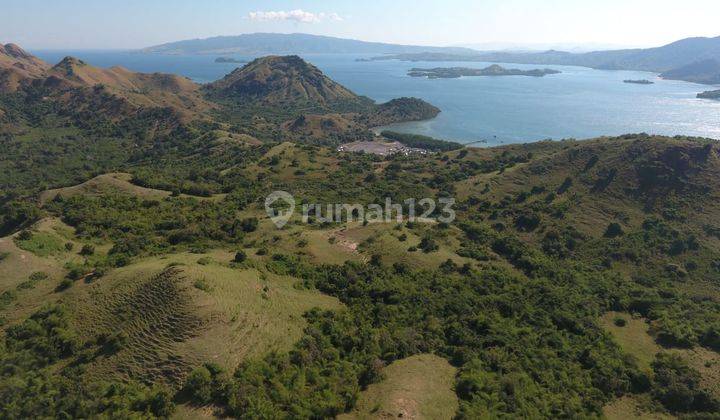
left=248, top=9, right=343, bottom=24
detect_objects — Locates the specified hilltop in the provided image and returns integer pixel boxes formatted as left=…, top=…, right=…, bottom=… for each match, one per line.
left=205, top=55, right=371, bottom=110
left=0, top=43, right=50, bottom=92
left=204, top=55, right=439, bottom=140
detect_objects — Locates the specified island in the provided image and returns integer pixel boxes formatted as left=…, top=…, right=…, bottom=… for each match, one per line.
left=407, top=65, right=561, bottom=79
left=623, top=79, right=654, bottom=85
left=697, top=89, right=720, bottom=100
left=215, top=57, right=246, bottom=63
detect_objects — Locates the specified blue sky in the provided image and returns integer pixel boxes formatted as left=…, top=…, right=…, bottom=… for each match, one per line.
left=2, top=0, right=719, bottom=49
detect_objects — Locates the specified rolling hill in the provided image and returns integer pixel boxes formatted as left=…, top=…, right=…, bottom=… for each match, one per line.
left=3, top=37, right=720, bottom=420
left=3, top=131, right=720, bottom=418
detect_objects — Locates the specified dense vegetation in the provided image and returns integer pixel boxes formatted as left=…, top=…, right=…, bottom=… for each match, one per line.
left=381, top=130, right=464, bottom=152
left=0, top=304, right=175, bottom=418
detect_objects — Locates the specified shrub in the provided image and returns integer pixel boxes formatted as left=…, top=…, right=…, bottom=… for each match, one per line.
left=700, top=325, right=720, bottom=351
left=101, top=331, right=129, bottom=353
left=651, top=353, right=720, bottom=413
left=66, top=266, right=86, bottom=280
left=392, top=262, right=409, bottom=274
left=17, top=230, right=32, bottom=241
left=183, top=366, right=214, bottom=404
left=234, top=251, right=247, bottom=263
left=64, top=242, right=74, bottom=251
left=604, top=223, right=624, bottom=238
left=557, top=177, right=573, bottom=194
left=56, top=278, right=74, bottom=291
left=419, top=236, right=439, bottom=253
left=17, top=271, right=49, bottom=290
left=80, top=244, right=95, bottom=256
left=194, top=278, right=213, bottom=292
left=240, top=217, right=259, bottom=233
left=0, top=290, right=17, bottom=309
left=613, top=317, right=627, bottom=327
left=146, top=387, right=176, bottom=417
left=439, top=259, right=458, bottom=273
left=514, top=211, right=541, bottom=232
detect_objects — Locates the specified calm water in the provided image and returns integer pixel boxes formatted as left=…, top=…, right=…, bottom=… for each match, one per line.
left=33, top=50, right=720, bottom=145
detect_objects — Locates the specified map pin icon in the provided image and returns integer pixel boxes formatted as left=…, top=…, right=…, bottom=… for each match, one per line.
left=265, top=191, right=295, bottom=228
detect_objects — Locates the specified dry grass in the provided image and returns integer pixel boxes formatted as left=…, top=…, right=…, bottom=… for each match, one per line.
left=39, top=172, right=226, bottom=204
left=603, top=395, right=675, bottom=420
left=340, top=353, right=458, bottom=420
left=69, top=250, right=341, bottom=386
left=0, top=218, right=89, bottom=326
left=600, top=311, right=661, bottom=370
left=39, top=173, right=170, bottom=204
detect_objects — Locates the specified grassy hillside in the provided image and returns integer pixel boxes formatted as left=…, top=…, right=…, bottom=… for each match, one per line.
left=340, top=354, right=458, bottom=419
left=2, top=134, right=720, bottom=417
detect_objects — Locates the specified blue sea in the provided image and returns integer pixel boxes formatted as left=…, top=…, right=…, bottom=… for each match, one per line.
left=32, top=50, right=720, bottom=145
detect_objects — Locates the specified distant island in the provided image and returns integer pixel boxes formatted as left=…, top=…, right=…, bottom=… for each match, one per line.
left=142, top=33, right=474, bottom=55
left=697, top=89, right=720, bottom=100
left=623, top=79, right=654, bottom=85
left=139, top=32, right=720, bottom=85
left=408, top=65, right=561, bottom=79
left=215, top=57, right=246, bottom=63
left=358, top=35, right=720, bottom=85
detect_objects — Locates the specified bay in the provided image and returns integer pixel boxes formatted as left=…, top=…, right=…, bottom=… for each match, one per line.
left=32, top=50, right=720, bottom=145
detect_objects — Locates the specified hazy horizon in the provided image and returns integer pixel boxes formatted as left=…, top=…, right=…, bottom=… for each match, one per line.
left=2, top=0, right=719, bottom=50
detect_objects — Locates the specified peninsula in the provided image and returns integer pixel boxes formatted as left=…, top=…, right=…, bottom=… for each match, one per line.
left=697, top=89, right=720, bottom=99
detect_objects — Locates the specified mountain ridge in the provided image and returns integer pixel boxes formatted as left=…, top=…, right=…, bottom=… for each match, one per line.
left=141, top=32, right=476, bottom=55
left=0, top=43, right=441, bottom=145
